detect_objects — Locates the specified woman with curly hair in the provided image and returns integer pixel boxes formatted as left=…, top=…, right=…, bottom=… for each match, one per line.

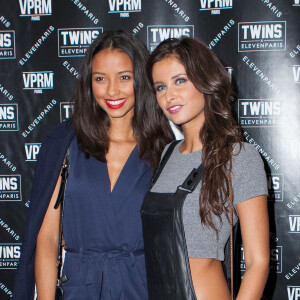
left=141, top=37, right=269, bottom=300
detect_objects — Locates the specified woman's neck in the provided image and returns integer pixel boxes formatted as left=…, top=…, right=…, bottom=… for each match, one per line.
left=109, top=117, right=136, bottom=143
left=180, top=122, right=203, bottom=153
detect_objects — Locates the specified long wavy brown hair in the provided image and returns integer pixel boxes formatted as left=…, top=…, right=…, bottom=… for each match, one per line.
left=147, top=37, right=243, bottom=232
left=71, top=30, right=174, bottom=168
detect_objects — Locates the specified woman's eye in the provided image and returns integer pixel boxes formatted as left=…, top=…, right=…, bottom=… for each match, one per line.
left=120, top=75, right=131, bottom=80
left=95, top=76, right=104, bottom=81
left=155, top=85, right=166, bottom=92
left=175, top=77, right=186, bottom=85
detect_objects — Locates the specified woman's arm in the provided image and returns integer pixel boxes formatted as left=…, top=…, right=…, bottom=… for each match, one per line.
left=35, top=171, right=62, bottom=300
left=236, top=195, right=269, bottom=300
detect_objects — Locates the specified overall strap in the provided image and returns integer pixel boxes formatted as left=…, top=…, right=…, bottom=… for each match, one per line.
left=176, top=163, right=204, bottom=195
left=151, top=140, right=181, bottom=187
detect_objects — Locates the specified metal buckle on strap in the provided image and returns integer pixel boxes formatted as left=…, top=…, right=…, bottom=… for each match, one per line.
left=177, top=185, right=193, bottom=193
left=178, top=167, right=204, bottom=193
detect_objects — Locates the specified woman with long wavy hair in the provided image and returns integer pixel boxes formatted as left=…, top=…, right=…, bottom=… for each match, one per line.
left=141, top=37, right=269, bottom=300
left=13, top=31, right=173, bottom=300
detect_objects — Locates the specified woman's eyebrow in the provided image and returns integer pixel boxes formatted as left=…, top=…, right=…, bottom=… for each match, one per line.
left=153, top=73, right=186, bottom=84
left=171, top=73, right=186, bottom=79
left=92, top=70, right=133, bottom=75
left=92, top=71, right=105, bottom=75
left=118, top=70, right=133, bottom=74
left=153, top=80, right=164, bottom=85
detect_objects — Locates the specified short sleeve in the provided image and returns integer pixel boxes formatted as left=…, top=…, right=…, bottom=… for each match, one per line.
left=232, top=143, right=268, bottom=206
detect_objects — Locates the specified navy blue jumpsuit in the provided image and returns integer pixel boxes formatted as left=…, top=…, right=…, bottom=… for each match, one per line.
left=61, top=137, right=151, bottom=300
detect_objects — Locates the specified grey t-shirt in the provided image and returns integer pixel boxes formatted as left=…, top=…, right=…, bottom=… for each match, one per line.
left=151, top=141, right=268, bottom=260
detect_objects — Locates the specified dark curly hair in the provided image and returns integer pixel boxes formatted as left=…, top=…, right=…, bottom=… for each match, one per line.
left=146, top=37, right=243, bottom=231
left=71, top=30, right=174, bottom=168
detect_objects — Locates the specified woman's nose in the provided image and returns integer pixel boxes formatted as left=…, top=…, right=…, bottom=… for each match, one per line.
left=165, top=87, right=176, bottom=103
left=107, top=80, right=119, bottom=97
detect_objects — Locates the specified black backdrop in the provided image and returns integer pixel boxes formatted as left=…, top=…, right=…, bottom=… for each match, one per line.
left=0, top=0, right=299, bottom=299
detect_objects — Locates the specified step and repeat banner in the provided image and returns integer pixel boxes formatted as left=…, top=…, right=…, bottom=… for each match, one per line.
left=0, top=0, right=299, bottom=299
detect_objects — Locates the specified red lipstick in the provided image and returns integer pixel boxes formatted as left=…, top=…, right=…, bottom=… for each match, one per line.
left=104, top=98, right=127, bottom=109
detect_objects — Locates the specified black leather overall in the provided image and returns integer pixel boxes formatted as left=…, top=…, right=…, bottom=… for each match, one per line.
left=141, top=141, right=204, bottom=300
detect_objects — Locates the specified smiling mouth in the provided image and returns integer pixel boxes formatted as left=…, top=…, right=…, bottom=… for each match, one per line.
left=104, top=98, right=127, bottom=109
left=167, top=105, right=183, bottom=114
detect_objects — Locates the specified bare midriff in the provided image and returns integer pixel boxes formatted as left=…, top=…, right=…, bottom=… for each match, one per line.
left=189, top=258, right=231, bottom=300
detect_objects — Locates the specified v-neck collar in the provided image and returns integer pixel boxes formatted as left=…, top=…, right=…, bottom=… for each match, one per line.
left=106, top=144, right=138, bottom=194
left=106, top=144, right=151, bottom=214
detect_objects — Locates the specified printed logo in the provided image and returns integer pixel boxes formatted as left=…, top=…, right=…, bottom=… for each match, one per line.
left=293, top=65, right=300, bottom=83
left=199, top=0, right=232, bottom=15
left=240, top=245, right=282, bottom=273
left=19, top=0, right=52, bottom=21
left=60, top=102, right=74, bottom=122
left=270, top=245, right=283, bottom=273
left=267, top=174, right=283, bottom=201
left=287, top=286, right=300, bottom=300
left=225, top=67, right=233, bottom=82
left=289, top=215, right=300, bottom=233
left=108, top=0, right=141, bottom=17
left=0, top=243, right=21, bottom=269
left=0, top=104, right=19, bottom=131
left=240, top=246, right=246, bottom=272
left=147, top=25, right=194, bottom=52
left=293, top=0, right=300, bottom=6
left=238, top=99, right=283, bottom=127
left=25, top=143, right=41, bottom=162
left=0, top=30, right=16, bottom=59
left=0, top=175, right=22, bottom=202
left=238, top=21, right=286, bottom=52
left=23, top=71, right=54, bottom=94
left=58, top=28, right=103, bottom=57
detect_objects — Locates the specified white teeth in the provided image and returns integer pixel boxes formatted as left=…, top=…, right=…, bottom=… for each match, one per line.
left=169, top=105, right=181, bottom=111
left=106, top=99, right=126, bottom=105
